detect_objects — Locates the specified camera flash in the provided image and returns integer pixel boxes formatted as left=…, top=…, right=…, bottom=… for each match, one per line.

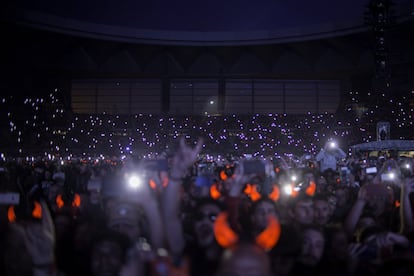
left=283, top=185, right=292, bottom=195
left=128, top=175, right=142, bottom=189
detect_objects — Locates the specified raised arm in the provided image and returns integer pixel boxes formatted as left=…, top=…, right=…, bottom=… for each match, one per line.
left=400, top=177, right=414, bottom=234
left=21, top=201, right=57, bottom=276
left=162, top=138, right=203, bottom=257
left=335, top=147, right=347, bottom=160
left=344, top=185, right=368, bottom=238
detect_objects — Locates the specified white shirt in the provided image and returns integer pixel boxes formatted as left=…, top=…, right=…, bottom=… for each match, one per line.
left=316, top=148, right=346, bottom=172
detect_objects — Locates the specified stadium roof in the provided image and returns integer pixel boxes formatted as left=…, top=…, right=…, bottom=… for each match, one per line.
left=3, top=0, right=414, bottom=45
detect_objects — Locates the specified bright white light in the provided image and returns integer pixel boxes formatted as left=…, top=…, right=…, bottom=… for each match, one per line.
left=329, top=141, right=336, bottom=148
left=128, top=175, right=142, bottom=189
left=291, top=175, right=297, bottom=182
left=389, top=172, right=395, bottom=179
left=210, top=100, right=214, bottom=105
left=405, top=164, right=410, bottom=169
left=283, top=185, right=292, bottom=195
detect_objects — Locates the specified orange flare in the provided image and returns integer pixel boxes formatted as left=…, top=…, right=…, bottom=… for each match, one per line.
left=255, top=216, right=281, bottom=251
left=32, top=201, right=42, bottom=219
left=210, top=183, right=221, bottom=200
left=7, top=206, right=16, bottom=222
left=220, top=170, right=228, bottom=181
left=56, top=194, right=64, bottom=209
left=269, top=185, right=280, bottom=201
left=306, top=181, right=316, bottom=196
left=250, top=185, right=262, bottom=202
left=214, top=212, right=239, bottom=248
left=72, top=193, right=81, bottom=207
left=149, top=179, right=157, bottom=190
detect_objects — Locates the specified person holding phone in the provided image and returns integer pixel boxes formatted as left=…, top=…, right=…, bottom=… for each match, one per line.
left=344, top=182, right=394, bottom=239
left=316, top=141, right=346, bottom=173
left=2, top=201, right=58, bottom=276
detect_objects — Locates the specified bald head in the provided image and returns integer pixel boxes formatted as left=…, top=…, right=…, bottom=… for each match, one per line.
left=217, top=243, right=271, bottom=276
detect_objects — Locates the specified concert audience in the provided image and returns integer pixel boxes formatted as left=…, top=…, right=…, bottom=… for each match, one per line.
left=1, top=137, right=414, bottom=276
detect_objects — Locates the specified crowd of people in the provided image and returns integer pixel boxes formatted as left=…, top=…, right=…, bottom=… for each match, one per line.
left=1, top=89, right=413, bottom=158
left=1, top=138, right=414, bottom=276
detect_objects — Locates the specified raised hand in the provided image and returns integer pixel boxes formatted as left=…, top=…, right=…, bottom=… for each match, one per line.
left=402, top=177, right=414, bottom=194
left=8, top=200, right=58, bottom=276
left=374, top=232, right=410, bottom=254
left=348, top=242, right=368, bottom=260
left=170, top=137, right=203, bottom=179
left=357, top=183, right=369, bottom=203
left=348, top=243, right=369, bottom=274
left=373, top=159, right=402, bottom=185
left=119, top=243, right=148, bottom=276
left=162, top=138, right=203, bottom=258
left=227, top=164, right=251, bottom=197
left=23, top=201, right=55, bottom=267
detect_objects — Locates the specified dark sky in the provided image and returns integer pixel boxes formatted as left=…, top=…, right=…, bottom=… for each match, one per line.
left=9, top=0, right=408, bottom=32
